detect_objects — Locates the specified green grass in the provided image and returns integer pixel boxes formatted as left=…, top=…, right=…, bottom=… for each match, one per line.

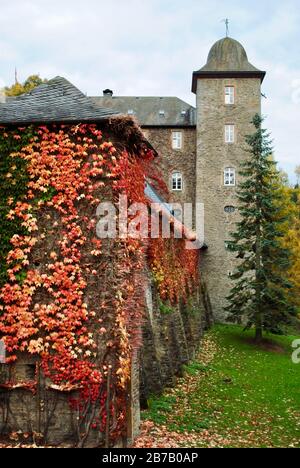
left=143, top=324, right=300, bottom=448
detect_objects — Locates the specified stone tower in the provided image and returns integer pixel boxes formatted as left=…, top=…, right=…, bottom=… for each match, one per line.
left=192, top=37, right=266, bottom=321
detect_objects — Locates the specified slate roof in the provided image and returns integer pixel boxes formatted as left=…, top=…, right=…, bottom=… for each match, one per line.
left=90, top=96, right=196, bottom=127
left=200, top=37, right=262, bottom=73
left=0, top=77, right=119, bottom=124
left=192, top=37, right=265, bottom=93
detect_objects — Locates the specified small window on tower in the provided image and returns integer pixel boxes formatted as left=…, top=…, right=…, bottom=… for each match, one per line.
left=224, top=205, right=236, bottom=213
left=225, top=86, right=235, bottom=105
left=225, top=124, right=235, bottom=143
left=172, top=131, right=182, bottom=150
left=171, top=172, right=183, bottom=191
left=224, top=167, right=236, bottom=186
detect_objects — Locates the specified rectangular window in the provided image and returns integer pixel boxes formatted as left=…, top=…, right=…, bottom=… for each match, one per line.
left=172, top=172, right=183, bottom=191
left=225, top=124, right=235, bottom=143
left=225, top=86, right=235, bottom=105
left=224, top=167, right=236, bottom=186
left=172, top=131, right=182, bottom=150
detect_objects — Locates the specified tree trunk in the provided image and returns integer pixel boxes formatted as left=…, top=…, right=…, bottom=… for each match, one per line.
left=255, top=194, right=263, bottom=344
left=255, top=322, right=263, bottom=343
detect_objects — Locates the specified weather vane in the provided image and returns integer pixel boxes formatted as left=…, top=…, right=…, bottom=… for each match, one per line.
left=222, top=18, right=229, bottom=37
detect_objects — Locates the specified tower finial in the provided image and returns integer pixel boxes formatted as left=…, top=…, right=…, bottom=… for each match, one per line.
left=222, top=18, right=229, bottom=37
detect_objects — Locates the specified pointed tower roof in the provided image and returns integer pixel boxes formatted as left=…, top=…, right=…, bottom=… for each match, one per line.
left=192, top=37, right=265, bottom=93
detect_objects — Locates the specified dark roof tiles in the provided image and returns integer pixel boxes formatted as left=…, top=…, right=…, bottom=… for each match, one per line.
left=200, top=37, right=261, bottom=73
left=0, top=77, right=118, bottom=124
left=91, top=96, right=196, bottom=127
left=192, top=37, right=266, bottom=93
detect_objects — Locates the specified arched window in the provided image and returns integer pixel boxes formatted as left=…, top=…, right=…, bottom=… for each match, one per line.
left=172, top=172, right=183, bottom=191
left=224, top=167, right=236, bottom=186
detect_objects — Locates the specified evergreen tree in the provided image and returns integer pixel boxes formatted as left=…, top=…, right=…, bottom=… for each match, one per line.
left=226, top=114, right=295, bottom=342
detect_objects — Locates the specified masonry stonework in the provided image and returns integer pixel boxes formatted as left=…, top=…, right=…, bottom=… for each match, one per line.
left=0, top=274, right=208, bottom=447
left=195, top=77, right=262, bottom=320
left=91, top=36, right=266, bottom=322
left=139, top=283, right=209, bottom=405
left=144, top=128, right=197, bottom=206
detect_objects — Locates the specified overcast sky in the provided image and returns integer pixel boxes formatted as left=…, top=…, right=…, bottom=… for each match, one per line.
left=0, top=0, right=299, bottom=182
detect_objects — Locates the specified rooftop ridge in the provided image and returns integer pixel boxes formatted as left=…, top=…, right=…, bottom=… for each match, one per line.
left=0, top=76, right=118, bottom=124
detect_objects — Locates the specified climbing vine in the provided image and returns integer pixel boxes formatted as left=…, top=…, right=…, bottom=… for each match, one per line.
left=0, top=126, right=34, bottom=288
left=0, top=123, right=153, bottom=445
left=0, top=120, right=200, bottom=446
left=148, top=237, right=199, bottom=304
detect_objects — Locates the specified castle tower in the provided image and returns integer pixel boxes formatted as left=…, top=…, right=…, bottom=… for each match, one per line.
left=192, top=37, right=266, bottom=321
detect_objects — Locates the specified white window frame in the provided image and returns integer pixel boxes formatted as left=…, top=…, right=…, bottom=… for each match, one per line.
left=225, top=86, right=235, bottom=105
left=172, top=131, right=183, bottom=150
left=225, top=124, right=235, bottom=143
left=171, top=172, right=183, bottom=191
left=224, top=167, right=236, bottom=187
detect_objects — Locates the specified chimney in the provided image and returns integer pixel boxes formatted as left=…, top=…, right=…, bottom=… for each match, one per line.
left=103, top=89, right=113, bottom=97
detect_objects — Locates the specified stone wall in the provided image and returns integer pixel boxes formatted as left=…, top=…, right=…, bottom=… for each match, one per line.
left=195, top=77, right=262, bottom=321
left=139, top=278, right=209, bottom=405
left=0, top=359, right=89, bottom=446
left=143, top=127, right=197, bottom=207
left=0, top=270, right=210, bottom=447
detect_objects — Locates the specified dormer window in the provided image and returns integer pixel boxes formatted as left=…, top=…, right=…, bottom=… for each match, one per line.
left=225, top=86, right=235, bottom=105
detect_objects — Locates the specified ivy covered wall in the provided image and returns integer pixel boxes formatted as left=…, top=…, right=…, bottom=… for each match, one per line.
left=0, top=121, right=203, bottom=447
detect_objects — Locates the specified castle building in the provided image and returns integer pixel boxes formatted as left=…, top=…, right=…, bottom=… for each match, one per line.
left=0, top=77, right=206, bottom=446
left=93, top=37, right=266, bottom=320
left=0, top=36, right=266, bottom=446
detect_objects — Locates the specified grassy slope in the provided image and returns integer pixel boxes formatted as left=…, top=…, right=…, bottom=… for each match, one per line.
left=143, top=325, right=300, bottom=448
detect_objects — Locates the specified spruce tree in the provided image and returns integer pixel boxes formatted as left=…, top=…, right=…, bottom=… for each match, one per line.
left=226, top=114, right=295, bottom=342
